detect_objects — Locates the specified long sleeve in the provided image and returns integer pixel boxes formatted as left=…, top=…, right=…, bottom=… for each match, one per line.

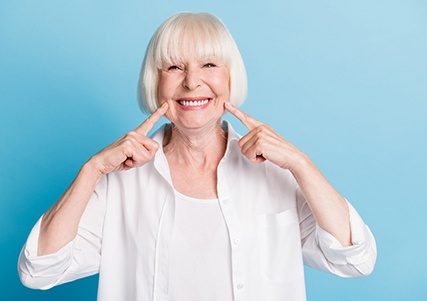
left=18, top=176, right=107, bottom=289
left=298, top=189, right=377, bottom=277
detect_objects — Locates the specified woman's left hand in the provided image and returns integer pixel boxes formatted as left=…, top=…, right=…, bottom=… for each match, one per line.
left=225, top=102, right=305, bottom=171
left=226, top=102, right=352, bottom=247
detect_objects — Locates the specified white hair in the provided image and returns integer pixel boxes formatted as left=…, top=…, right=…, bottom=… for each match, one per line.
left=138, top=12, right=248, bottom=113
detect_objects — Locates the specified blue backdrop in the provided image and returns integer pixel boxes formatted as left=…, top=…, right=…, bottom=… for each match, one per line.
left=1, top=1, right=426, bottom=300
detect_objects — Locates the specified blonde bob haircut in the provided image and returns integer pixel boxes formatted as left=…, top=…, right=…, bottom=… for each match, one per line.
left=138, top=12, right=248, bottom=113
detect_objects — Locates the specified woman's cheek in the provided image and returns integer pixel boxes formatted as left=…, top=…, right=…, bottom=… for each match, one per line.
left=164, top=105, right=176, bottom=122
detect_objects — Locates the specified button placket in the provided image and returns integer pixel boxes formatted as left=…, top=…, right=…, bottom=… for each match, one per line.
left=217, top=164, right=247, bottom=300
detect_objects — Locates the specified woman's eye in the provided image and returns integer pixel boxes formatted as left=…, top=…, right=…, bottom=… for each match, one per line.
left=168, top=65, right=181, bottom=71
left=204, top=63, right=216, bottom=68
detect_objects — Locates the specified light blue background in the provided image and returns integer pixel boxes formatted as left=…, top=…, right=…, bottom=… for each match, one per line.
left=1, top=1, right=426, bottom=300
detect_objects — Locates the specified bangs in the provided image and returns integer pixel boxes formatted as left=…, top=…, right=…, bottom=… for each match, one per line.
left=153, top=14, right=231, bottom=68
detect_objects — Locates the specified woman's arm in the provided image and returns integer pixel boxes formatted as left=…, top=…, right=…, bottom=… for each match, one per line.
left=290, top=154, right=351, bottom=246
left=38, top=103, right=168, bottom=255
left=38, top=161, right=103, bottom=256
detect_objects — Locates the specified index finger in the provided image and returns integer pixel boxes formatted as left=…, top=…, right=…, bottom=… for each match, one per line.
left=135, top=102, right=168, bottom=136
left=224, top=102, right=261, bottom=131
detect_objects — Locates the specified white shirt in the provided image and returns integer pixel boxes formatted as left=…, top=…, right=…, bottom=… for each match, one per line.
left=169, top=191, right=233, bottom=300
left=18, top=121, right=377, bottom=301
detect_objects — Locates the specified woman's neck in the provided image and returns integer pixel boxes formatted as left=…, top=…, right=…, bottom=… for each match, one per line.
left=163, top=120, right=227, bottom=168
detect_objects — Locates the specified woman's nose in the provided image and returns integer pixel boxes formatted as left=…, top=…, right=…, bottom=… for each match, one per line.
left=182, top=69, right=201, bottom=90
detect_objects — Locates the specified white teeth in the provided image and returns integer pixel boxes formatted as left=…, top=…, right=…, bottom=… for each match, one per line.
left=179, top=99, right=209, bottom=107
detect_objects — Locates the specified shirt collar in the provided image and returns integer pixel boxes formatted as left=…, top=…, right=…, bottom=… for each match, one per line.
left=149, top=120, right=241, bottom=188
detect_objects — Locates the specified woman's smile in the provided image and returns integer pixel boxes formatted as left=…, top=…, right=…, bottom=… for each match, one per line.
left=176, top=97, right=212, bottom=109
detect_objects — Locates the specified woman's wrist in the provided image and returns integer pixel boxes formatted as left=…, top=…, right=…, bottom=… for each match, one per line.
left=287, top=151, right=312, bottom=175
left=81, top=157, right=105, bottom=185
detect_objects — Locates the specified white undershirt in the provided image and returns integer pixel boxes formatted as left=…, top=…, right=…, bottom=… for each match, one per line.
left=169, top=190, right=234, bottom=301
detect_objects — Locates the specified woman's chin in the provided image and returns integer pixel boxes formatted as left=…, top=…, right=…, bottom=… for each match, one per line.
left=172, top=117, right=221, bottom=132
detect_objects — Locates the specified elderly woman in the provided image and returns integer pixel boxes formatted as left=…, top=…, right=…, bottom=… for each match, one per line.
left=18, top=12, right=376, bottom=301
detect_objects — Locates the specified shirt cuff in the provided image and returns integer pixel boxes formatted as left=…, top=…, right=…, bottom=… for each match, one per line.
left=18, top=216, right=75, bottom=279
left=316, top=201, right=375, bottom=266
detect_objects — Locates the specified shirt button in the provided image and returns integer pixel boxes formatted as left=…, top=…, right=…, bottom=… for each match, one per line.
left=237, top=283, right=244, bottom=290
left=234, top=238, right=241, bottom=245
left=222, top=198, right=230, bottom=205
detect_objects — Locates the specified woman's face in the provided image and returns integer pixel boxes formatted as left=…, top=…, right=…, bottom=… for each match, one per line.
left=158, top=51, right=230, bottom=132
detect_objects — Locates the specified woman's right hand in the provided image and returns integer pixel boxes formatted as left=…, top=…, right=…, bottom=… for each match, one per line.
left=89, top=103, right=168, bottom=177
left=37, top=103, right=168, bottom=256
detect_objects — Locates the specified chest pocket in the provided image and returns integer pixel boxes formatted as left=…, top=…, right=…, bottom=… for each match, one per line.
left=257, top=207, right=304, bottom=282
